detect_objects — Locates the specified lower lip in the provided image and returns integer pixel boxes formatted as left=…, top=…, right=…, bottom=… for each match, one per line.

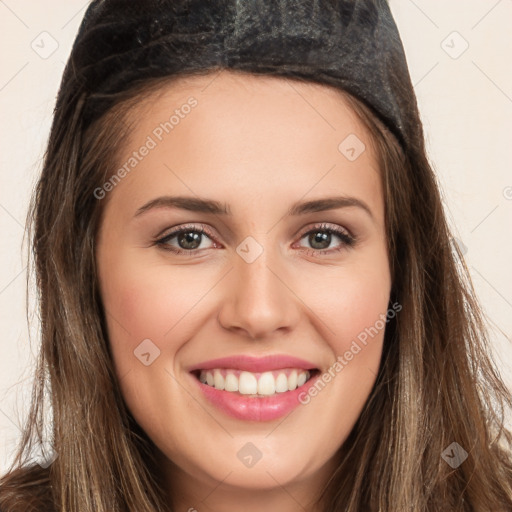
left=191, top=372, right=320, bottom=422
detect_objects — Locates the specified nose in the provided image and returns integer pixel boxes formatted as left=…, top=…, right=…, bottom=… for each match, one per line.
left=217, top=244, right=301, bottom=340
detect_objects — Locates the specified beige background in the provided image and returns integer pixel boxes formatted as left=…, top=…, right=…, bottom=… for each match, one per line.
left=1, top=0, right=511, bottom=472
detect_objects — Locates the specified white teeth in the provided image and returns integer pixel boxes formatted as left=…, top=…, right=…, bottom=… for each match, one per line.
left=198, top=368, right=312, bottom=396
left=257, top=372, right=275, bottom=396
left=275, top=373, right=289, bottom=393
left=224, top=372, right=239, bottom=392
left=213, top=369, right=224, bottom=390
left=288, top=370, right=298, bottom=390
left=239, top=371, right=258, bottom=394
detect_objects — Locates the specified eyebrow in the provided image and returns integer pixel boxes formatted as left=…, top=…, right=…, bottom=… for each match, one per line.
left=134, top=195, right=374, bottom=220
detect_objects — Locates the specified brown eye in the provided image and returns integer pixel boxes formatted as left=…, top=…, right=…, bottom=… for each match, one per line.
left=297, top=223, right=355, bottom=255
left=155, top=225, right=217, bottom=254
left=175, top=231, right=204, bottom=250
left=307, top=231, right=332, bottom=250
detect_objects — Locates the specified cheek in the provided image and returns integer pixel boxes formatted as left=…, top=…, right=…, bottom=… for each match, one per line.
left=96, top=253, right=211, bottom=414
left=299, top=250, right=391, bottom=356
left=291, top=247, right=391, bottom=421
left=97, top=256, right=215, bottom=438
left=100, top=253, right=214, bottom=348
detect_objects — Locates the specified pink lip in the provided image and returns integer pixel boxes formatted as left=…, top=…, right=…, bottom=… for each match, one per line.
left=190, top=372, right=320, bottom=422
left=187, top=354, right=320, bottom=422
left=188, top=354, right=318, bottom=373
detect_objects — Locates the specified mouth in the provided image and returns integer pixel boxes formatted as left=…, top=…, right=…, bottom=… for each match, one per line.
left=187, top=354, right=322, bottom=421
left=190, top=368, right=320, bottom=397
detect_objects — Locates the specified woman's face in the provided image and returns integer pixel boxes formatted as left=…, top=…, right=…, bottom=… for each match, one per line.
left=96, top=70, right=391, bottom=508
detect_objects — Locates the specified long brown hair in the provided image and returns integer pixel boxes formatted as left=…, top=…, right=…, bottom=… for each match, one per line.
left=2, top=0, right=512, bottom=510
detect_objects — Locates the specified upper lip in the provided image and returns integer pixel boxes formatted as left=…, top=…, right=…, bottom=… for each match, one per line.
left=188, top=354, right=319, bottom=373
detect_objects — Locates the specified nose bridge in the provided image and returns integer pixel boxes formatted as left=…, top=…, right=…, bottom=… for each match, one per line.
left=217, top=235, right=300, bottom=338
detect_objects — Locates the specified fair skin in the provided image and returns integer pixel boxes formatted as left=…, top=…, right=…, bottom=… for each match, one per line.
left=96, top=70, right=391, bottom=512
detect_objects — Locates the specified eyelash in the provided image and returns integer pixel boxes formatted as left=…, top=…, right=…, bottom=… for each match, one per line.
left=153, top=222, right=356, bottom=257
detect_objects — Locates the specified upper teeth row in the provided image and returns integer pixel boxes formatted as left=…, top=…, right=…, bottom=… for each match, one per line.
left=199, top=369, right=311, bottom=395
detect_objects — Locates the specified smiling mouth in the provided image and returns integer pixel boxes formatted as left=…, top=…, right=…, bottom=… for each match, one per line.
left=191, top=368, right=320, bottom=397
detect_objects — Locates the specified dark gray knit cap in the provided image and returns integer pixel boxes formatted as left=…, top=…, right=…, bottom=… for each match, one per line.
left=60, top=0, right=422, bottom=154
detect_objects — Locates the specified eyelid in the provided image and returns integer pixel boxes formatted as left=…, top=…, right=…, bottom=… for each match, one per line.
left=155, top=223, right=219, bottom=248
left=295, top=222, right=353, bottom=240
left=154, top=222, right=214, bottom=240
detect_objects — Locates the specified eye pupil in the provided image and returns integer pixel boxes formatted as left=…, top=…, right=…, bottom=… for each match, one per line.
left=309, top=231, right=331, bottom=250
left=178, top=231, right=202, bottom=250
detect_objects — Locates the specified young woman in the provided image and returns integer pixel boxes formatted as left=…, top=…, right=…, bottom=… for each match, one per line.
left=1, top=0, right=511, bottom=511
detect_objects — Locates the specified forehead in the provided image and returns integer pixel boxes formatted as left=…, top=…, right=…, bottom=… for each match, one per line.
left=102, top=70, right=382, bottom=223
left=135, top=70, right=367, bottom=136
